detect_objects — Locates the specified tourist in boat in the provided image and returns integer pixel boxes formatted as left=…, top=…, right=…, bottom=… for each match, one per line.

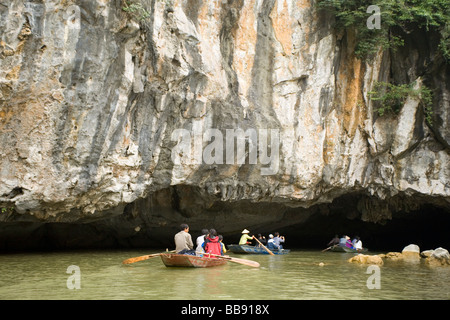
left=174, top=223, right=195, bottom=255
left=267, top=234, right=280, bottom=250
left=239, top=229, right=254, bottom=245
left=203, top=229, right=223, bottom=257
left=219, top=235, right=227, bottom=254
left=352, top=236, right=363, bottom=251
left=338, top=235, right=354, bottom=248
left=345, top=236, right=355, bottom=249
left=273, top=232, right=285, bottom=249
left=256, top=234, right=266, bottom=247
left=196, top=229, right=209, bottom=256
left=339, top=235, right=347, bottom=247
left=339, top=235, right=354, bottom=249
left=267, top=234, right=275, bottom=249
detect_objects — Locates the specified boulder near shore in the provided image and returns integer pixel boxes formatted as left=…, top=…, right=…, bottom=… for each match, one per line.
left=349, top=245, right=450, bottom=266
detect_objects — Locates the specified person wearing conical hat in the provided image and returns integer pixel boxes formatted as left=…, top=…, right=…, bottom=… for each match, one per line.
left=239, top=229, right=254, bottom=245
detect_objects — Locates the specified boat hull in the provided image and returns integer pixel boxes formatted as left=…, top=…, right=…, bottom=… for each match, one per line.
left=228, top=244, right=290, bottom=255
left=160, top=253, right=227, bottom=268
left=329, top=245, right=368, bottom=253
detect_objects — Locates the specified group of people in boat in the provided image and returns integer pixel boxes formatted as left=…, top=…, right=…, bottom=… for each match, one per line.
left=174, top=224, right=226, bottom=257
left=239, top=229, right=286, bottom=250
left=327, top=234, right=363, bottom=250
left=174, top=224, right=287, bottom=257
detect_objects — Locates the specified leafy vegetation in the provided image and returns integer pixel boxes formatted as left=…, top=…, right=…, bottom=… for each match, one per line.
left=1, top=207, right=14, bottom=214
left=369, top=81, right=434, bottom=125
left=439, top=23, right=450, bottom=61
left=121, top=0, right=150, bottom=21
left=317, top=0, right=450, bottom=60
left=317, top=1, right=444, bottom=124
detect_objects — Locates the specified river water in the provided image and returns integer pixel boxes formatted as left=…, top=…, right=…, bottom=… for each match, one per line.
left=0, top=249, right=449, bottom=300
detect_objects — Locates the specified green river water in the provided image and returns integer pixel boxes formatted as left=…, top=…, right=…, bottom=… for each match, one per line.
left=0, top=249, right=448, bottom=300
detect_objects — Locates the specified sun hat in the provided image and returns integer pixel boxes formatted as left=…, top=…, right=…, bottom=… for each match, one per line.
left=242, top=229, right=250, bottom=234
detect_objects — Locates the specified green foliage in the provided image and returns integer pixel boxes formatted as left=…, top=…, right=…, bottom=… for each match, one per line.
left=439, top=23, right=450, bottom=62
left=420, top=86, right=434, bottom=126
left=369, top=82, right=413, bottom=116
left=369, top=81, right=434, bottom=125
left=317, top=0, right=450, bottom=60
left=1, top=207, right=14, bottom=214
left=121, top=0, right=150, bottom=21
left=318, top=1, right=442, bottom=125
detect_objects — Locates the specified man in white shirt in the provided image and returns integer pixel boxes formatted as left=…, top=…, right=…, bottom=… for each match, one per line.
left=196, top=229, right=209, bottom=256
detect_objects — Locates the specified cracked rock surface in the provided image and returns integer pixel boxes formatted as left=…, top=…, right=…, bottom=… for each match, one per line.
left=0, top=1, right=448, bottom=249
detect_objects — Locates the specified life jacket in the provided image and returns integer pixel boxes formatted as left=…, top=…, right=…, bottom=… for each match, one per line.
left=204, top=236, right=222, bottom=257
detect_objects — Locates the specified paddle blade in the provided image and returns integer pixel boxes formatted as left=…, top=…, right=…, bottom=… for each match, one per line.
left=226, top=256, right=260, bottom=268
left=231, top=258, right=260, bottom=268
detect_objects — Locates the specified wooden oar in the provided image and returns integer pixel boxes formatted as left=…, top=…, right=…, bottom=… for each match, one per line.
left=322, top=244, right=340, bottom=252
left=122, top=250, right=175, bottom=264
left=253, top=236, right=275, bottom=255
left=199, top=252, right=260, bottom=268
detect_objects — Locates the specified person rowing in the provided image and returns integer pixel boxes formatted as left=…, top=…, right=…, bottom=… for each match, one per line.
left=239, top=229, right=254, bottom=245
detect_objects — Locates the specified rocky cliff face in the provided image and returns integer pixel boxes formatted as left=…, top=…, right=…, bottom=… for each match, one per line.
left=0, top=0, right=449, bottom=249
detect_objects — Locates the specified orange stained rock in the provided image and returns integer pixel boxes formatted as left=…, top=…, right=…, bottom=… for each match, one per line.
left=336, top=31, right=367, bottom=137
left=232, top=0, right=257, bottom=96
left=270, top=0, right=293, bottom=56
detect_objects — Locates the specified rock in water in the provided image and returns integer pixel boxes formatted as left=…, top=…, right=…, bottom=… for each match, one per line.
left=402, top=244, right=421, bottom=260
left=425, top=248, right=450, bottom=266
left=348, top=255, right=384, bottom=265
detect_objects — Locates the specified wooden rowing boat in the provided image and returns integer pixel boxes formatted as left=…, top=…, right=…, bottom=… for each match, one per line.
left=160, top=253, right=228, bottom=268
left=228, top=244, right=290, bottom=255
left=329, top=245, right=368, bottom=253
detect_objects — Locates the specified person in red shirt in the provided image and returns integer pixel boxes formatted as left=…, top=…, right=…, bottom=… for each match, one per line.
left=203, top=229, right=223, bottom=257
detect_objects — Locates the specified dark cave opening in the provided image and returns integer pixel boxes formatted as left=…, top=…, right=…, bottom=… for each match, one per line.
left=272, top=204, right=450, bottom=252
left=0, top=191, right=449, bottom=253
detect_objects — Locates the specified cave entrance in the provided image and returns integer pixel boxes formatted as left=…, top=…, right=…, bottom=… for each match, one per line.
left=272, top=204, right=450, bottom=252
left=0, top=187, right=448, bottom=253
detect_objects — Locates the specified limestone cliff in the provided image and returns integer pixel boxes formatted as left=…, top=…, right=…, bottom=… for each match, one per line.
left=0, top=0, right=449, bottom=249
